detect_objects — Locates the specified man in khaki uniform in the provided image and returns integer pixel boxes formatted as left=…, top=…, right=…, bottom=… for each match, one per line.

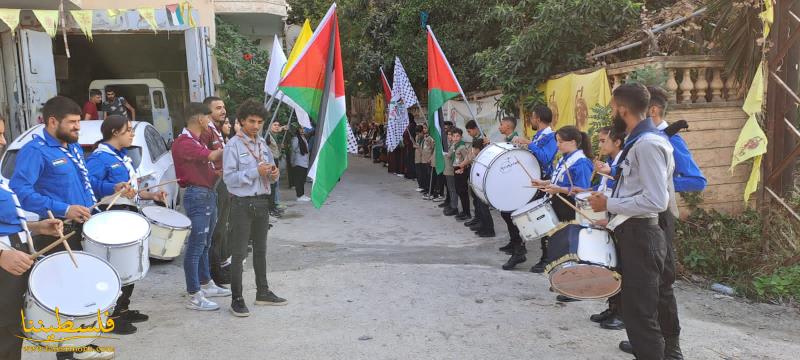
left=451, top=128, right=472, bottom=220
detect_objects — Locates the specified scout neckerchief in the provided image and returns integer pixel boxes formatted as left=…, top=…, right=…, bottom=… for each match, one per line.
left=236, top=131, right=267, bottom=187
left=504, top=131, right=518, bottom=143
left=450, top=140, right=465, bottom=163
left=532, top=127, right=553, bottom=144
left=49, top=138, right=98, bottom=204
left=598, top=151, right=622, bottom=192
left=95, top=143, right=139, bottom=203
left=0, top=180, right=35, bottom=253
left=551, top=149, right=586, bottom=188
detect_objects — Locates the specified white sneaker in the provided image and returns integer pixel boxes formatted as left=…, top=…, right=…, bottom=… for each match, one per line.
left=187, top=291, right=220, bottom=311
left=297, top=195, right=311, bottom=202
left=201, top=280, right=232, bottom=298
left=73, top=345, right=114, bottom=360
left=396, top=173, right=404, bottom=177
left=415, top=187, right=424, bottom=192
left=432, top=196, right=445, bottom=202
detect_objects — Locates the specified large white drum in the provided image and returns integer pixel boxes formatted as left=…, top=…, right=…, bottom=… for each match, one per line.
left=82, top=210, right=151, bottom=284
left=470, top=143, right=541, bottom=212
left=547, top=225, right=620, bottom=300
left=24, top=251, right=121, bottom=348
left=575, top=192, right=609, bottom=225
left=141, top=206, right=191, bottom=260
left=511, top=198, right=560, bottom=241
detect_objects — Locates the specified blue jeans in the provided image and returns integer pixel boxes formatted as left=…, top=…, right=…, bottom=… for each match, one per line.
left=182, top=186, right=218, bottom=294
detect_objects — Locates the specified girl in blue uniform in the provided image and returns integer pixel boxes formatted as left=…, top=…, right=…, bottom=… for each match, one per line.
left=528, top=126, right=594, bottom=274
left=86, top=115, right=166, bottom=336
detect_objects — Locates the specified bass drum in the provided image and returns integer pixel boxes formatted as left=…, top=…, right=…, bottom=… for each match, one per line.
left=470, top=143, right=541, bottom=212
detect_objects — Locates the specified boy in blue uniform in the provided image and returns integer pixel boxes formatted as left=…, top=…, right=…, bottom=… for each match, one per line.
left=9, top=96, right=116, bottom=360
left=0, top=116, right=64, bottom=360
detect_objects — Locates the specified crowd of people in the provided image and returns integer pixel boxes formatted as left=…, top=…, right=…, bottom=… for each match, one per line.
left=362, top=84, right=706, bottom=360
left=0, top=95, right=307, bottom=360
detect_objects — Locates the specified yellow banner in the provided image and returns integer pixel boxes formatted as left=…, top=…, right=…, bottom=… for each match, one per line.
left=70, top=10, right=93, bottom=41
left=180, top=1, right=196, bottom=27
left=0, top=9, right=20, bottom=34
left=137, top=8, right=158, bottom=33
left=524, top=68, right=611, bottom=135
left=374, top=95, right=386, bottom=124
left=32, top=10, right=58, bottom=38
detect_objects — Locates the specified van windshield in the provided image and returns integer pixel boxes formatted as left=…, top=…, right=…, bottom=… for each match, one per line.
left=97, top=85, right=153, bottom=125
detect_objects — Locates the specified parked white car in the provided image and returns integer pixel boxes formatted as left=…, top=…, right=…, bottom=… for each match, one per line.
left=0, top=121, right=179, bottom=215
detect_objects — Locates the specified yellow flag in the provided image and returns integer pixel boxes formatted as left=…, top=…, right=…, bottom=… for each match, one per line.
left=283, top=19, right=313, bottom=77
left=731, top=114, right=768, bottom=169
left=180, top=1, right=196, bottom=27
left=0, top=9, right=20, bottom=34
left=374, top=95, right=386, bottom=124
left=761, top=0, right=774, bottom=38
left=530, top=68, right=611, bottom=133
left=70, top=10, right=94, bottom=41
left=744, top=155, right=762, bottom=204
left=137, top=8, right=158, bottom=33
left=742, top=62, right=764, bottom=116
left=33, top=10, right=59, bottom=38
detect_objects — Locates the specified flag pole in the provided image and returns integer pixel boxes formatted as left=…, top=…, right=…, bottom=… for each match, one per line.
left=459, top=93, right=484, bottom=137
left=264, top=63, right=287, bottom=109
left=279, top=108, right=297, bottom=148
left=310, top=16, right=337, bottom=168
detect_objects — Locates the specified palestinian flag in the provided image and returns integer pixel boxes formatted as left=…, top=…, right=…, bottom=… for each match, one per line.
left=427, top=26, right=465, bottom=174
left=279, top=4, right=348, bottom=208
left=380, top=67, right=392, bottom=104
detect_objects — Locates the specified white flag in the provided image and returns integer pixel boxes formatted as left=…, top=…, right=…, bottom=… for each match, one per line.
left=263, top=35, right=312, bottom=129
left=392, top=57, right=419, bottom=109
left=386, top=57, right=418, bottom=151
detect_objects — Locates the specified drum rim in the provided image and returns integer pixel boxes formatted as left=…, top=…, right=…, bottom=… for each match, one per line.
left=511, top=197, right=552, bottom=217
left=82, top=210, right=152, bottom=247
left=548, top=262, right=622, bottom=300
left=27, top=251, right=121, bottom=318
left=471, top=144, right=540, bottom=211
left=141, top=206, right=191, bottom=230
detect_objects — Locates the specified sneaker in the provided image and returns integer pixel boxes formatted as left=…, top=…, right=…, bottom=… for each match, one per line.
left=201, top=280, right=231, bottom=298
left=590, top=308, right=614, bottom=323
left=109, top=318, right=137, bottom=335
left=396, top=173, right=404, bottom=177
left=422, top=194, right=433, bottom=200
left=120, top=309, right=149, bottom=323
left=415, top=187, right=424, bottom=192
left=73, top=345, right=114, bottom=360
left=230, top=297, right=251, bottom=317
left=269, top=209, right=283, bottom=218
left=254, top=290, right=288, bottom=306
left=432, top=196, right=445, bottom=202
left=186, top=291, right=220, bottom=311
left=297, top=195, right=312, bottom=202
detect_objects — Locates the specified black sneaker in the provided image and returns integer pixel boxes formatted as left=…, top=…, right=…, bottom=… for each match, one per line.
left=255, top=290, right=288, bottom=306
left=110, top=318, right=137, bottom=335
left=502, top=253, right=527, bottom=270
left=529, top=259, right=548, bottom=273
left=120, top=310, right=149, bottom=323
left=455, top=213, right=471, bottom=221
left=438, top=202, right=448, bottom=208
left=477, top=230, right=496, bottom=238
left=498, top=242, right=513, bottom=253
left=443, top=208, right=458, bottom=216
left=556, top=295, right=581, bottom=303
left=590, top=308, right=614, bottom=323
left=230, top=297, right=250, bottom=317
left=464, top=218, right=479, bottom=227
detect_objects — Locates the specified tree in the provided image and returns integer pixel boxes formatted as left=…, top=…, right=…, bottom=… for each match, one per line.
left=214, top=17, right=270, bottom=112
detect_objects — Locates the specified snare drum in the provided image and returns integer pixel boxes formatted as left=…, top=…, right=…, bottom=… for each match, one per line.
left=470, top=143, right=541, bottom=212
left=24, top=252, right=121, bottom=348
left=511, top=198, right=560, bottom=241
left=545, top=224, right=620, bottom=300
left=574, top=192, right=607, bottom=225
left=82, top=211, right=151, bottom=284
left=141, top=206, right=191, bottom=260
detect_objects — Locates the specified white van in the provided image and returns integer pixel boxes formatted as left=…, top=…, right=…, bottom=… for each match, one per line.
left=90, top=79, right=174, bottom=143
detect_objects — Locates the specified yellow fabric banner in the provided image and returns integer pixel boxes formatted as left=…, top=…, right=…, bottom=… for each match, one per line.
left=374, top=95, right=386, bottom=124
left=107, top=9, right=122, bottom=18
left=0, top=9, right=21, bottom=34
left=137, top=8, right=158, bottom=33
left=180, top=1, right=196, bottom=27
left=284, top=20, right=313, bottom=77
left=524, top=68, right=611, bottom=135
left=742, top=62, right=764, bottom=116
left=70, top=10, right=93, bottom=41
left=32, top=10, right=58, bottom=38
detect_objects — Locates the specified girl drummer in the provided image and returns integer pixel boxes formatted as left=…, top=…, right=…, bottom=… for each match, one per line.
left=86, top=115, right=166, bottom=336
left=527, top=126, right=594, bottom=276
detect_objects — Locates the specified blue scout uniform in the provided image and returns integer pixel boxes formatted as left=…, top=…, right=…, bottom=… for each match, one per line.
left=86, top=143, right=137, bottom=198
left=527, top=127, right=557, bottom=179
left=656, top=121, right=707, bottom=192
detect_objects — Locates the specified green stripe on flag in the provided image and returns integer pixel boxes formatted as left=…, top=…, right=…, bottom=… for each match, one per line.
left=311, top=114, right=348, bottom=208
left=427, top=88, right=459, bottom=174
left=280, top=86, right=324, bottom=121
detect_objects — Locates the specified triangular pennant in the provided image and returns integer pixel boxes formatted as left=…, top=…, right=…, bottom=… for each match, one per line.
left=107, top=9, right=124, bottom=18
left=137, top=8, right=158, bottom=33
left=0, top=9, right=21, bottom=35
left=70, top=10, right=94, bottom=41
left=165, top=4, right=183, bottom=26
left=32, top=10, right=59, bottom=38
left=180, top=1, right=196, bottom=27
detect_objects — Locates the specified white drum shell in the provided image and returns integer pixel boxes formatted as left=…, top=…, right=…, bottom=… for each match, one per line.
left=82, top=211, right=151, bottom=285
left=577, top=227, right=617, bottom=268
left=141, top=206, right=191, bottom=260
left=511, top=199, right=560, bottom=241
left=24, top=252, right=120, bottom=348
left=470, top=143, right=541, bottom=212
left=575, top=192, right=608, bottom=225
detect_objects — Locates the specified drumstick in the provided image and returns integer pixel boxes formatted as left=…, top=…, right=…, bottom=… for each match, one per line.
left=513, top=155, right=536, bottom=182
left=27, top=231, right=76, bottom=260
left=48, top=211, right=78, bottom=268
left=554, top=193, right=599, bottom=227
left=105, top=189, right=125, bottom=210
left=596, top=172, right=614, bottom=180
left=139, top=179, right=179, bottom=192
